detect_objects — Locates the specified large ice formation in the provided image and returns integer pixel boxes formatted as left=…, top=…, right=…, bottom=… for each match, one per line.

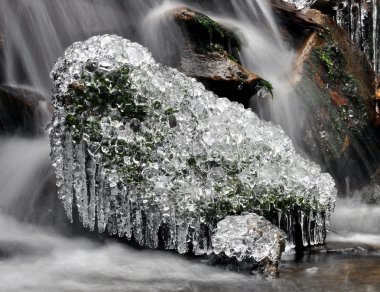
left=50, top=35, right=337, bottom=260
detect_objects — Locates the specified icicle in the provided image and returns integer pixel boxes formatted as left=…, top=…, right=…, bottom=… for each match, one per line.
left=300, top=211, right=309, bottom=247
left=133, top=208, right=144, bottom=246
left=73, top=141, right=88, bottom=226
left=60, top=131, right=74, bottom=222
left=176, top=221, right=189, bottom=254
left=85, top=154, right=97, bottom=231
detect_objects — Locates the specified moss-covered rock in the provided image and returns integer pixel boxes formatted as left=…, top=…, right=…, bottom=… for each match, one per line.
left=0, top=85, right=46, bottom=137
left=171, top=7, right=272, bottom=106
left=293, top=9, right=376, bottom=184
left=173, top=7, right=240, bottom=62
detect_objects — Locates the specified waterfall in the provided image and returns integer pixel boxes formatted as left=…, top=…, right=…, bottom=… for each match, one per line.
left=0, top=0, right=162, bottom=94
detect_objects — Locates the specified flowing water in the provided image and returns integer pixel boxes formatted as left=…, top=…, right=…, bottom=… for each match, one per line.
left=0, top=0, right=379, bottom=291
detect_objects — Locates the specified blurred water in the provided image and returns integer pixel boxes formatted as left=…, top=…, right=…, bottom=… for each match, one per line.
left=1, top=202, right=379, bottom=292
left=329, top=197, right=380, bottom=246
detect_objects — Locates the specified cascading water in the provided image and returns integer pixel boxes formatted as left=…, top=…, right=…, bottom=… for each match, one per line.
left=141, top=0, right=311, bottom=152
left=0, top=0, right=380, bottom=291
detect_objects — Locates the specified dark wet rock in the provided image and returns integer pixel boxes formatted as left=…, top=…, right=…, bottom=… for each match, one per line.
left=0, top=85, right=48, bottom=137
left=173, top=7, right=241, bottom=62
left=307, top=241, right=372, bottom=255
left=271, top=0, right=323, bottom=47
left=292, top=9, right=378, bottom=191
left=179, top=47, right=269, bottom=107
left=172, top=7, right=272, bottom=106
left=373, top=76, right=380, bottom=127
left=311, top=0, right=339, bottom=15
left=211, top=213, right=286, bottom=277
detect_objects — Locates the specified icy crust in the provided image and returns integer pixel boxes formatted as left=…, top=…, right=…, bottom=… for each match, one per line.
left=211, top=213, right=286, bottom=276
left=281, top=0, right=316, bottom=10
left=50, top=35, right=337, bottom=255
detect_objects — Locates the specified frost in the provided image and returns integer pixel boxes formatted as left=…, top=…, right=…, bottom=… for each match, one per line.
left=281, top=0, right=316, bottom=10
left=50, top=35, right=337, bottom=257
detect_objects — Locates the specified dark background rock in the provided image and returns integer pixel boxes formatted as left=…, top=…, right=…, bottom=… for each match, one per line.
left=271, top=0, right=323, bottom=48
left=292, top=9, right=379, bottom=192
left=0, top=85, right=48, bottom=137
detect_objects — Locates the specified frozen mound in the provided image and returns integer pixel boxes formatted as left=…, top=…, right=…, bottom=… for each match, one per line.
left=50, top=35, right=337, bottom=258
left=211, top=213, right=286, bottom=277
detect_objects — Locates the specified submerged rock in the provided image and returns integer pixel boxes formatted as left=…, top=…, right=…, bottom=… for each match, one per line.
left=211, top=213, right=286, bottom=277
left=50, top=35, right=336, bottom=265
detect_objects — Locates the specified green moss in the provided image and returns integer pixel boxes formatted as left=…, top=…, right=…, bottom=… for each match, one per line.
left=163, top=108, right=177, bottom=115
left=258, top=79, right=274, bottom=97
left=193, top=13, right=241, bottom=60
left=65, top=66, right=149, bottom=133
left=65, top=114, right=77, bottom=126
left=195, top=14, right=238, bottom=45
left=187, top=157, right=197, bottom=167
left=303, top=41, right=369, bottom=160
left=316, top=44, right=346, bottom=80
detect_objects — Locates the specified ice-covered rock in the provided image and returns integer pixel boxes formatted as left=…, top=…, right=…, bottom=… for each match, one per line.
left=49, top=35, right=337, bottom=259
left=282, top=0, right=317, bottom=10
left=211, top=213, right=286, bottom=277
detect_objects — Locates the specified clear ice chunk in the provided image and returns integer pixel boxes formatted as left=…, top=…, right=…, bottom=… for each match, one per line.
left=211, top=213, right=286, bottom=276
